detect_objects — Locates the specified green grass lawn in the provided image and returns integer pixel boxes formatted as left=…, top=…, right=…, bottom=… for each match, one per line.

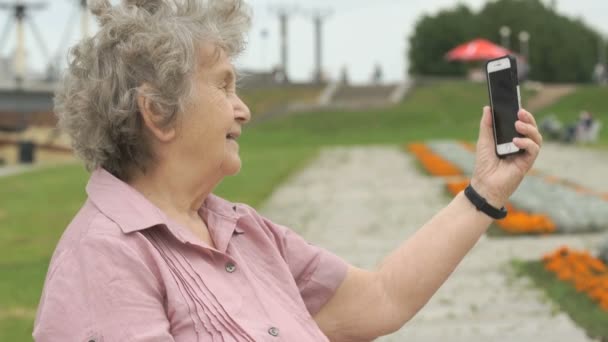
left=512, top=260, right=608, bottom=340
left=0, top=165, right=89, bottom=339
left=243, top=80, right=491, bottom=148
left=1, top=80, right=604, bottom=340
left=239, top=84, right=324, bottom=118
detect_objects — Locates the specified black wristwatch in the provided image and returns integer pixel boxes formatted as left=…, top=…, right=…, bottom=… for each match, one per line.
left=464, top=184, right=508, bottom=220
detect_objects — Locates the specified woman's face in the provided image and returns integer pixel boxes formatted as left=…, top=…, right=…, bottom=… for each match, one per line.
left=173, top=45, right=251, bottom=178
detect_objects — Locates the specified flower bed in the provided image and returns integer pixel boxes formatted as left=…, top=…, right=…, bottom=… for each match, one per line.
left=445, top=178, right=555, bottom=234
left=407, top=143, right=461, bottom=177
left=543, top=247, right=608, bottom=311
left=410, top=141, right=608, bottom=234
left=600, top=238, right=608, bottom=265
left=408, top=142, right=558, bottom=234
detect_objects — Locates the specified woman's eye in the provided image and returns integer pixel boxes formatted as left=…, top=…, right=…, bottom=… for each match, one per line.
left=224, top=84, right=235, bottom=93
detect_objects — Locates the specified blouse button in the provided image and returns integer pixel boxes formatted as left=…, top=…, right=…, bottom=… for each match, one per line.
left=268, top=327, right=280, bottom=337
left=225, top=262, right=237, bottom=273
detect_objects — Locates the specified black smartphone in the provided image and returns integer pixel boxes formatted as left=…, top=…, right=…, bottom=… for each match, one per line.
left=485, top=55, right=524, bottom=158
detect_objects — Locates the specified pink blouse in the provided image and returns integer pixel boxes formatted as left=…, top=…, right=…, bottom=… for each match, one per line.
left=33, top=168, right=348, bottom=341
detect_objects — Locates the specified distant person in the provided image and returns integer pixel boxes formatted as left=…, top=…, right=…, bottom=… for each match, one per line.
left=518, top=58, right=531, bottom=82
left=340, top=65, right=350, bottom=85
left=576, top=110, right=601, bottom=143
left=539, top=114, right=563, bottom=141
left=271, top=65, right=287, bottom=84
left=579, top=111, right=594, bottom=130
left=372, top=63, right=383, bottom=84
left=33, top=0, right=543, bottom=341
left=564, top=110, right=599, bottom=143
left=593, top=63, right=607, bottom=85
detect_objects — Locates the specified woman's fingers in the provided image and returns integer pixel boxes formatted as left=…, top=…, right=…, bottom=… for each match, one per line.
left=518, top=109, right=537, bottom=127
left=513, top=137, right=540, bottom=158
left=515, top=120, right=543, bottom=147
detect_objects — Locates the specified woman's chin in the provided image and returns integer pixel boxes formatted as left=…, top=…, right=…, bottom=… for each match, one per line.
left=221, top=158, right=242, bottom=176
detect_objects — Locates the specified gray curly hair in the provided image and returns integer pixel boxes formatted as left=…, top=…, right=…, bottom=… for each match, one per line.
left=55, top=0, right=251, bottom=181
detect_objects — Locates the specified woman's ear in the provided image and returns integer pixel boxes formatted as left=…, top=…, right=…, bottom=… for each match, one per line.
left=137, top=85, right=176, bottom=143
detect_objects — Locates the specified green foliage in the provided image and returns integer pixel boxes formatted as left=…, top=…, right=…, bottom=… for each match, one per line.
left=409, top=0, right=606, bottom=82
left=512, top=260, right=608, bottom=339
left=409, top=5, right=478, bottom=76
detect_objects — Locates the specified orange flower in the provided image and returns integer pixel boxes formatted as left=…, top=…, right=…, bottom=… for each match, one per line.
left=557, top=246, right=570, bottom=257
left=588, top=258, right=608, bottom=273
left=446, top=180, right=469, bottom=196
left=459, top=141, right=476, bottom=152
left=589, top=288, right=605, bottom=301
left=571, top=261, right=590, bottom=276
left=574, top=276, right=593, bottom=292
left=586, top=278, right=603, bottom=291
left=407, top=143, right=462, bottom=177
left=497, top=211, right=556, bottom=234
left=545, top=259, right=564, bottom=273
left=544, top=176, right=560, bottom=184
left=407, top=143, right=429, bottom=157
left=543, top=247, right=608, bottom=311
left=557, top=269, right=575, bottom=281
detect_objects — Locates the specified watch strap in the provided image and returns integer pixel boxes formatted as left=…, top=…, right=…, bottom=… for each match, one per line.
left=464, top=184, right=508, bottom=220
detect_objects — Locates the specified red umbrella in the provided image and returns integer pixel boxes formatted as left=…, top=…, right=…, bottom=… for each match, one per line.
left=445, top=38, right=514, bottom=61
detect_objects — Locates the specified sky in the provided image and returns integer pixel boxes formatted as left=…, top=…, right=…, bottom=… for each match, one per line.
left=1, top=0, right=607, bottom=84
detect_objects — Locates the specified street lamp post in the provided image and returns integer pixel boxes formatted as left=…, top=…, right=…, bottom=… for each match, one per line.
left=260, top=28, right=269, bottom=71
left=599, top=35, right=606, bottom=66
left=80, top=0, right=89, bottom=39
left=499, top=26, right=511, bottom=49
left=599, top=35, right=607, bottom=85
left=519, top=31, right=530, bottom=61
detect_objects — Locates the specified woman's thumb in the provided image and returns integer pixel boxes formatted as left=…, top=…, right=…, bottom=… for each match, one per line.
left=478, top=106, right=494, bottom=145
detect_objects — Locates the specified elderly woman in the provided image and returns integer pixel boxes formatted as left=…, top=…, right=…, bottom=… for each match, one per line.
left=33, top=0, right=542, bottom=341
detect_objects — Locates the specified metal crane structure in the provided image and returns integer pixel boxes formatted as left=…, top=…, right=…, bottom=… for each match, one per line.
left=269, top=4, right=299, bottom=84
left=268, top=4, right=333, bottom=85
left=0, top=0, right=48, bottom=87
left=303, top=8, right=332, bottom=84
left=0, top=0, right=89, bottom=134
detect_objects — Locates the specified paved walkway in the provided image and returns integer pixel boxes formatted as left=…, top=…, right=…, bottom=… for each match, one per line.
left=525, top=84, right=577, bottom=112
left=260, top=145, right=604, bottom=341
left=533, top=143, right=608, bottom=192
left=0, top=164, right=31, bottom=178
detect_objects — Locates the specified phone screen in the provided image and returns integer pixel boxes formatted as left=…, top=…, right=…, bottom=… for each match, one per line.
left=489, top=68, right=519, bottom=144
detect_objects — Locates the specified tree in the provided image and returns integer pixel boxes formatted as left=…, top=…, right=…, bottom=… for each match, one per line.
left=408, top=5, right=477, bottom=76
left=409, top=0, right=603, bottom=82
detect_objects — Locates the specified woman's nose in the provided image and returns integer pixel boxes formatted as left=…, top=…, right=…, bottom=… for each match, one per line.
left=234, top=95, right=251, bottom=124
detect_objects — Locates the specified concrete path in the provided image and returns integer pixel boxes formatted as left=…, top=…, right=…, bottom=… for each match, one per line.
left=525, top=84, right=577, bottom=113
left=534, top=143, right=608, bottom=193
left=260, top=146, right=603, bottom=341
left=0, top=164, right=31, bottom=178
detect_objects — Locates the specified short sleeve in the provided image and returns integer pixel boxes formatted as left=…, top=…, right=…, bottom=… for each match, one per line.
left=256, top=214, right=349, bottom=316
left=33, top=232, right=175, bottom=342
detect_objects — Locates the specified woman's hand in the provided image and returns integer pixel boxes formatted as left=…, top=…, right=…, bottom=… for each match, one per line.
left=470, top=106, right=543, bottom=208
